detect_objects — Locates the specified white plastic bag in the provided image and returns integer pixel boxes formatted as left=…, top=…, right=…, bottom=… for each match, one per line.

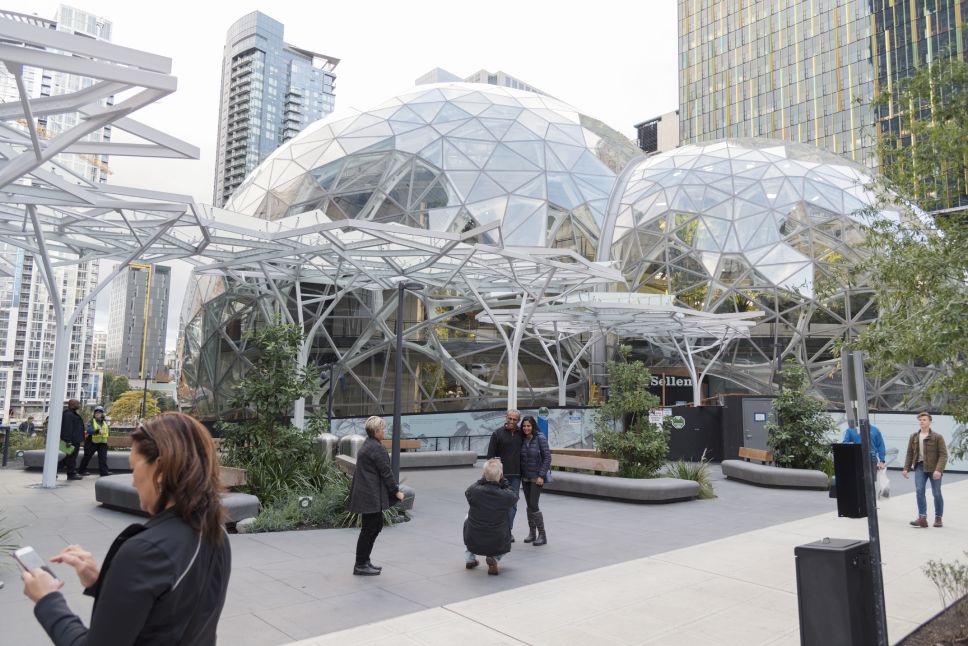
left=876, top=468, right=891, bottom=499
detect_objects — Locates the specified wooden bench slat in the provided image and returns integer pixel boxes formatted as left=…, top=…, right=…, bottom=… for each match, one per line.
left=218, top=466, right=247, bottom=488
left=382, top=439, right=422, bottom=451
left=551, top=453, right=620, bottom=473
left=551, top=448, right=610, bottom=459
left=738, top=447, right=774, bottom=463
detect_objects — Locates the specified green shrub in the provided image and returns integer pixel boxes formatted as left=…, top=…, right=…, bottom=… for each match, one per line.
left=923, top=553, right=968, bottom=610
left=664, top=449, right=715, bottom=499
left=766, top=359, right=836, bottom=471
left=592, top=346, right=668, bottom=478
left=7, top=430, right=47, bottom=454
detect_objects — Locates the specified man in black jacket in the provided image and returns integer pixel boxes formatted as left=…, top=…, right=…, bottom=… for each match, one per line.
left=464, top=458, right=517, bottom=575
left=59, top=399, right=85, bottom=481
left=486, top=409, right=523, bottom=540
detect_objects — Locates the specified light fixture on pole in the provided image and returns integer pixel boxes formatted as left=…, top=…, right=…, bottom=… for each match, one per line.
left=392, top=278, right=424, bottom=482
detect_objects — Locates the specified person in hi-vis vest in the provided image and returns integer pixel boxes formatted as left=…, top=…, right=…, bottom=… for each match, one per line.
left=79, top=406, right=112, bottom=477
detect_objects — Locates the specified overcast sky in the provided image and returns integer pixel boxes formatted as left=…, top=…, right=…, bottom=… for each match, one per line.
left=11, top=0, right=680, bottom=351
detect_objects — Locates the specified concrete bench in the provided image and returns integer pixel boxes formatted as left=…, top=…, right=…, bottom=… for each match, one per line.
left=22, top=449, right=131, bottom=472
left=721, top=459, right=829, bottom=490
left=94, top=474, right=260, bottom=523
left=543, top=470, right=699, bottom=503
left=399, top=450, right=477, bottom=469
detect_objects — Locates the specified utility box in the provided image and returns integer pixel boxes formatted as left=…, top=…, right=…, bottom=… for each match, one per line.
left=795, top=538, right=876, bottom=646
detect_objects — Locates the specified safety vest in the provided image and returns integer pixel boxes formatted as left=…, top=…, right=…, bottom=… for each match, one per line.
left=91, top=418, right=109, bottom=443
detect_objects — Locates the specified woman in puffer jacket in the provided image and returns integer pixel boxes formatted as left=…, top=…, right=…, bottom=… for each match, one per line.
left=518, top=415, right=551, bottom=546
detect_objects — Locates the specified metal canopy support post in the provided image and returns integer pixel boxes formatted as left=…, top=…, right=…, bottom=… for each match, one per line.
left=842, top=350, right=888, bottom=645
left=392, top=280, right=423, bottom=482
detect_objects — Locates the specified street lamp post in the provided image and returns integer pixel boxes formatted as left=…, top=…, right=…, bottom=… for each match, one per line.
left=392, top=280, right=424, bottom=482
left=129, top=263, right=153, bottom=419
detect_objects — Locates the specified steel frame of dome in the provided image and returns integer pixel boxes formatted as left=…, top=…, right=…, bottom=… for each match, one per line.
left=184, top=211, right=626, bottom=415
left=601, top=139, right=916, bottom=408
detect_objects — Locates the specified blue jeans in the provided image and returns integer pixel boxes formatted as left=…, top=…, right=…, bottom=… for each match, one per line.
left=505, top=475, right=521, bottom=533
left=914, top=464, right=944, bottom=518
left=465, top=549, right=502, bottom=563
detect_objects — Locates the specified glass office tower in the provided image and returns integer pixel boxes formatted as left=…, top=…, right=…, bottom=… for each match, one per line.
left=213, top=12, right=338, bottom=207
left=679, top=0, right=967, bottom=167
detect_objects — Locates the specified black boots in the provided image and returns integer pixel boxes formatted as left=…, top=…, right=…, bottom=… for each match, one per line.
left=523, top=512, right=537, bottom=543
left=532, top=511, right=547, bottom=546
left=353, top=563, right=380, bottom=575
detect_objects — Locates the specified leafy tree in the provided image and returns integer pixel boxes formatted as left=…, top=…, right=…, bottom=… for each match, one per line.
left=108, top=391, right=160, bottom=422
left=592, top=345, right=668, bottom=478
left=855, top=59, right=968, bottom=454
left=218, top=321, right=326, bottom=506
left=155, top=394, right=178, bottom=412
left=101, top=373, right=130, bottom=405
left=766, top=359, right=836, bottom=470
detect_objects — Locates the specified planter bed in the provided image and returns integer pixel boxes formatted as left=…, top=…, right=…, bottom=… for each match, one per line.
left=721, top=459, right=828, bottom=490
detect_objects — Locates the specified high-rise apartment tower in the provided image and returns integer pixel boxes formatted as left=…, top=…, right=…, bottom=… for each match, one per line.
left=213, top=11, right=338, bottom=207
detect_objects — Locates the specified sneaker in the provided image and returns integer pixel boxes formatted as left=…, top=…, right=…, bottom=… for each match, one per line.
left=486, top=556, right=498, bottom=576
left=465, top=559, right=479, bottom=569
left=910, top=516, right=928, bottom=528
left=934, top=517, right=943, bottom=528
left=67, top=473, right=83, bottom=481
left=79, top=470, right=90, bottom=476
left=352, top=563, right=380, bottom=576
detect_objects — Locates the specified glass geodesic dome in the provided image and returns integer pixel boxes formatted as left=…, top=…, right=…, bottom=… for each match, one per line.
left=181, top=83, right=640, bottom=417
left=226, top=83, right=639, bottom=258
left=604, top=139, right=913, bottom=406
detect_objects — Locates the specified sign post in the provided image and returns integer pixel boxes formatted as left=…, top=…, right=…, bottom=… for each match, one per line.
left=841, top=350, right=888, bottom=646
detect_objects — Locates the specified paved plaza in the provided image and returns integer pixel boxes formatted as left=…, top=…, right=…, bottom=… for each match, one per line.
left=1, top=463, right=965, bottom=645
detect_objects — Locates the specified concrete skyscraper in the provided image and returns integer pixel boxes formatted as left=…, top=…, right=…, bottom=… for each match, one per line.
left=0, top=5, right=112, bottom=420
left=105, top=265, right=171, bottom=380
left=213, top=11, right=339, bottom=207
left=678, top=0, right=967, bottom=166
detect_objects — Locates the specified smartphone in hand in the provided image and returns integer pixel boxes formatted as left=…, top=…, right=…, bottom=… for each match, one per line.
left=12, top=546, right=59, bottom=580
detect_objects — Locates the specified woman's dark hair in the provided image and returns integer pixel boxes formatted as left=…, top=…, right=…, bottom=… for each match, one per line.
left=520, top=415, right=539, bottom=434
left=131, top=412, right=226, bottom=544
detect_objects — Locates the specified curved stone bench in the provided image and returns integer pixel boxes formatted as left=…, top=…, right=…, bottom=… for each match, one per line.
left=22, top=449, right=131, bottom=471
left=399, top=450, right=477, bottom=469
left=543, top=470, right=699, bottom=503
left=721, top=459, right=829, bottom=490
left=94, top=474, right=260, bottom=523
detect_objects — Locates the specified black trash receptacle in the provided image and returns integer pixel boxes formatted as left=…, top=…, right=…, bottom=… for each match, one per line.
left=795, top=538, right=876, bottom=646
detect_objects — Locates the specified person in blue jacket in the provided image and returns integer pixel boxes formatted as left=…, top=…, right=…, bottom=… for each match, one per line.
left=843, top=424, right=887, bottom=472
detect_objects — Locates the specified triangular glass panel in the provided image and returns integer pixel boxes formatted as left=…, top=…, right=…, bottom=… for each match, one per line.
left=479, top=117, right=515, bottom=140
left=433, top=103, right=474, bottom=123
left=468, top=173, right=506, bottom=202
left=451, top=138, right=496, bottom=167
left=484, top=144, right=541, bottom=172
left=449, top=118, right=496, bottom=140
left=446, top=170, right=481, bottom=202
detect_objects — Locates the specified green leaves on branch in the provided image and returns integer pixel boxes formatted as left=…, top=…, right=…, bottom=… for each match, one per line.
left=592, top=346, right=668, bottom=478
left=853, top=59, right=968, bottom=443
left=766, top=359, right=835, bottom=471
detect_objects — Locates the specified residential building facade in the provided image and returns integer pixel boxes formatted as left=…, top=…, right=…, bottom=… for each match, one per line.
left=213, top=11, right=338, bottom=207
left=105, top=265, right=171, bottom=380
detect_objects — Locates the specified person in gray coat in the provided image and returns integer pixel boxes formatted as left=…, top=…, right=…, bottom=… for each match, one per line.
left=347, top=416, right=404, bottom=576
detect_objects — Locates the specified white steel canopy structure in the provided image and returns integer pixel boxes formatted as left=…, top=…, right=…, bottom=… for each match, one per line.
left=479, top=292, right=762, bottom=406
left=185, top=212, right=626, bottom=414
left=0, top=17, right=206, bottom=487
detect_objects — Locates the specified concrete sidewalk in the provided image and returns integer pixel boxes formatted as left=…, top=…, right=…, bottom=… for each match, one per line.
left=289, top=479, right=967, bottom=646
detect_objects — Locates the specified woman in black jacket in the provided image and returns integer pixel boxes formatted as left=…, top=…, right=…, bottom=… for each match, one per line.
left=519, top=415, right=551, bottom=546
left=22, top=412, right=232, bottom=645
left=347, top=416, right=404, bottom=576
